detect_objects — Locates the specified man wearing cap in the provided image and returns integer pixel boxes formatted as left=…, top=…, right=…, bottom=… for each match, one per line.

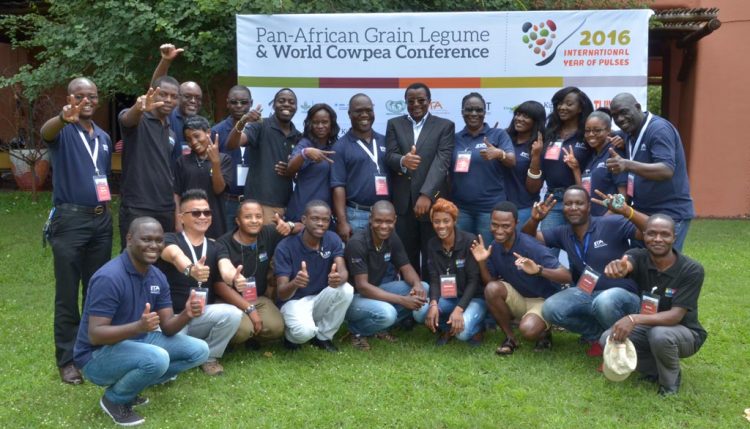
left=41, top=77, right=113, bottom=384
left=601, top=214, right=707, bottom=396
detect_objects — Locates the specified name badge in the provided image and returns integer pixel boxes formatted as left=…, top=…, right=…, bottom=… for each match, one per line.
left=181, top=144, right=191, bottom=156
left=237, top=165, right=249, bottom=187
left=242, top=276, right=258, bottom=302
left=454, top=152, right=471, bottom=173
left=192, top=287, right=208, bottom=314
left=374, top=175, right=388, bottom=196
left=581, top=174, right=592, bottom=195
left=384, top=252, right=391, bottom=262
left=640, top=293, right=659, bottom=315
left=259, top=252, right=268, bottom=263
left=440, top=275, right=458, bottom=298
left=544, top=140, right=563, bottom=160
left=627, top=173, right=635, bottom=197
left=576, top=265, right=599, bottom=295
left=93, top=175, right=111, bottom=202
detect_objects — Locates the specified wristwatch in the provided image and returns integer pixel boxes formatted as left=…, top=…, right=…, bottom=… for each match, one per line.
left=535, top=265, right=544, bottom=276
left=244, top=305, right=256, bottom=315
left=183, top=263, right=194, bottom=277
left=287, top=221, right=295, bottom=231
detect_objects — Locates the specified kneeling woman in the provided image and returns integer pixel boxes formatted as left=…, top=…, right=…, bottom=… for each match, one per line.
left=414, top=198, right=486, bottom=345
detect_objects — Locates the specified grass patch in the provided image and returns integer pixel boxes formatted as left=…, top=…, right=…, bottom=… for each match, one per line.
left=0, top=191, right=748, bottom=428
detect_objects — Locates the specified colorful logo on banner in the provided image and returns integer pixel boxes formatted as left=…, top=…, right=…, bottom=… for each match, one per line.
left=521, top=16, right=588, bottom=66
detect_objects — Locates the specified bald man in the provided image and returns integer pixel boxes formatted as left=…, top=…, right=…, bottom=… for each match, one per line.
left=41, top=77, right=113, bottom=384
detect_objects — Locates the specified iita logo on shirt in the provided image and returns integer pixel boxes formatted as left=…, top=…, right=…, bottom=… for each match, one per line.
left=575, top=142, right=587, bottom=149
left=150, top=285, right=161, bottom=294
left=102, top=144, right=109, bottom=152
left=520, top=151, right=530, bottom=159
left=474, top=142, right=487, bottom=149
left=593, top=240, right=607, bottom=249
left=379, top=146, right=386, bottom=152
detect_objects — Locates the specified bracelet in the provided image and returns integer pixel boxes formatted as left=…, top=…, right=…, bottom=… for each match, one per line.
left=535, top=265, right=544, bottom=276
left=627, top=206, right=634, bottom=220
left=301, top=147, right=309, bottom=160
left=500, top=150, right=506, bottom=161
left=58, top=112, right=71, bottom=124
left=627, top=315, right=636, bottom=324
left=527, top=169, right=542, bottom=179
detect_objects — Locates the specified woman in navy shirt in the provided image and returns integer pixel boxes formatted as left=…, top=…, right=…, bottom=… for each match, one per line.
left=503, top=101, right=546, bottom=227
left=528, top=87, right=594, bottom=230
left=450, top=92, right=515, bottom=244
left=285, top=103, right=340, bottom=222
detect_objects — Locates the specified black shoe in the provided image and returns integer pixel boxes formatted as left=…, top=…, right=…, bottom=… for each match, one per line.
left=245, top=339, right=261, bottom=351
left=100, top=395, right=145, bottom=426
left=658, top=371, right=681, bottom=397
left=131, top=395, right=149, bottom=407
left=399, top=316, right=416, bottom=331
left=283, top=338, right=301, bottom=351
left=639, top=374, right=659, bottom=384
left=533, top=331, right=553, bottom=352
left=311, top=337, right=338, bottom=352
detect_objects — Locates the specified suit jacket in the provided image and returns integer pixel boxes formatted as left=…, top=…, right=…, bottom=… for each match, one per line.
left=385, top=114, right=455, bottom=217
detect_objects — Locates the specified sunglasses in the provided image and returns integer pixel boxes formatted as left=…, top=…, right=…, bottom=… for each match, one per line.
left=229, top=99, right=251, bottom=106
left=182, top=210, right=212, bottom=218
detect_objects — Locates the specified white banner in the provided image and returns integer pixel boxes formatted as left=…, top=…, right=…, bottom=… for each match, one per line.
left=236, top=10, right=653, bottom=134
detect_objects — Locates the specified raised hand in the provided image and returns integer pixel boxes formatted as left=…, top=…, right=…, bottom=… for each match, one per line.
left=232, top=264, right=246, bottom=293
left=402, top=145, right=421, bottom=171
left=295, top=261, right=310, bottom=288
left=605, top=147, right=629, bottom=174
left=591, top=189, right=628, bottom=215
left=206, top=134, right=220, bottom=164
left=60, top=94, right=87, bottom=123
left=530, top=132, right=544, bottom=158
left=604, top=255, right=631, bottom=279
left=328, top=262, right=342, bottom=287
left=274, top=212, right=292, bottom=236
left=513, top=252, right=541, bottom=276
left=304, top=147, right=336, bottom=163
left=190, top=256, right=210, bottom=284
left=238, top=105, right=263, bottom=127
left=160, top=43, right=184, bottom=61
left=531, top=194, right=556, bottom=221
left=136, top=87, right=165, bottom=113
left=139, top=302, right=160, bottom=332
left=470, top=235, right=492, bottom=263
left=561, top=145, right=579, bottom=171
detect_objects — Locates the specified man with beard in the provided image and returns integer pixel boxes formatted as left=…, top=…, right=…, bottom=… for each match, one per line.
left=226, top=88, right=301, bottom=224
left=215, top=200, right=297, bottom=347
left=41, top=77, right=113, bottom=384
left=470, top=202, right=570, bottom=356
left=331, top=93, right=390, bottom=242
left=157, top=189, right=243, bottom=376
left=521, top=186, right=648, bottom=357
left=601, top=214, right=706, bottom=396
left=274, top=201, right=353, bottom=352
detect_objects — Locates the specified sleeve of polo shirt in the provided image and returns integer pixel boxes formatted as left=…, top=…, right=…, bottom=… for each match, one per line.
left=117, top=108, right=135, bottom=130
left=153, top=271, right=174, bottom=311
left=291, top=140, right=313, bottom=171
left=495, top=129, right=514, bottom=153
left=164, top=232, right=180, bottom=248
left=670, top=260, right=704, bottom=313
left=487, top=249, right=499, bottom=280
left=389, top=234, right=411, bottom=271
left=329, top=140, right=347, bottom=188
left=647, top=122, right=677, bottom=171
left=273, top=239, right=294, bottom=278
left=215, top=236, right=231, bottom=261
left=539, top=226, right=564, bottom=250
left=534, top=242, right=561, bottom=269
left=344, top=238, right=368, bottom=277
left=85, top=276, right=120, bottom=319
left=330, top=234, right=345, bottom=258
left=219, top=153, right=233, bottom=193
left=427, top=245, right=441, bottom=302
left=624, top=248, right=648, bottom=282
left=243, top=122, right=263, bottom=149
left=173, top=159, right=185, bottom=195
left=102, top=134, right=113, bottom=176
left=612, top=216, right=638, bottom=241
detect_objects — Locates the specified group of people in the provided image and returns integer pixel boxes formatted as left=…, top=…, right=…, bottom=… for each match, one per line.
left=44, top=43, right=705, bottom=426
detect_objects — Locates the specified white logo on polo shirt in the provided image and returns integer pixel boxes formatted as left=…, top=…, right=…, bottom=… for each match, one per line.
left=593, top=240, right=607, bottom=249
left=596, top=162, right=606, bottom=169
left=475, top=143, right=487, bottom=149
left=150, top=285, right=160, bottom=294
left=379, top=146, right=386, bottom=152
left=575, top=142, right=587, bottom=149
left=520, top=151, right=530, bottom=159
left=102, top=144, right=109, bottom=152
left=319, top=250, right=332, bottom=259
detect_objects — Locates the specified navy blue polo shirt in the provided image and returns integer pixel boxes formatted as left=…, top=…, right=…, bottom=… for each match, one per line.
left=542, top=216, right=638, bottom=293
left=583, top=142, right=627, bottom=216
left=626, top=114, right=694, bottom=221
left=285, top=138, right=334, bottom=222
left=330, top=130, right=389, bottom=207
left=487, top=232, right=560, bottom=298
left=169, top=108, right=189, bottom=161
left=274, top=230, right=344, bottom=302
left=450, top=124, right=514, bottom=212
left=504, top=137, right=540, bottom=210
left=542, top=134, right=592, bottom=194
left=212, top=116, right=245, bottom=196
left=47, top=122, right=112, bottom=207
left=73, top=252, right=173, bottom=368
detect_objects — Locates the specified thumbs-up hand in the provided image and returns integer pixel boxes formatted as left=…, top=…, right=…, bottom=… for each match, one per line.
left=274, top=212, right=292, bottom=236
left=139, top=302, right=160, bottom=332
left=295, top=261, right=309, bottom=288
left=191, top=256, right=210, bottom=283
left=232, top=264, right=247, bottom=293
left=605, top=255, right=631, bottom=279
left=402, top=145, right=421, bottom=171
left=186, top=289, right=204, bottom=318
left=328, top=262, right=343, bottom=287
left=605, top=147, right=628, bottom=174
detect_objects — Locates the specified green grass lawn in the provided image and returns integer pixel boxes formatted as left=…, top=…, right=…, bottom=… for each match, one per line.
left=0, top=191, right=748, bottom=428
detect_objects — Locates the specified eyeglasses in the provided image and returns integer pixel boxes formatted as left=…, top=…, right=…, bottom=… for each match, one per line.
left=462, top=107, right=485, bottom=114
left=584, top=128, right=608, bottom=135
left=229, top=99, right=251, bottom=106
left=182, top=210, right=212, bottom=218
left=181, top=94, right=202, bottom=102
left=73, top=95, right=99, bottom=101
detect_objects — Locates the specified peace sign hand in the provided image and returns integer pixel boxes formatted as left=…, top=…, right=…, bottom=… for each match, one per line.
left=305, top=147, right=336, bottom=163
left=531, top=194, right=556, bottom=221
left=206, top=133, right=220, bottom=164
left=136, top=87, right=165, bottom=113
left=561, top=145, right=579, bottom=171
left=61, top=94, right=87, bottom=124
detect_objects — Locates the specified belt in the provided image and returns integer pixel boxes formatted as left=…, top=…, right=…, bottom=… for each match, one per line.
left=223, top=194, right=244, bottom=202
left=56, top=203, right=108, bottom=215
left=346, top=201, right=371, bottom=211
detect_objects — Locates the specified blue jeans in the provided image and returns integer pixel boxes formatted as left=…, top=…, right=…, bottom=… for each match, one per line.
left=82, top=332, right=209, bottom=404
left=457, top=207, right=492, bottom=245
left=346, top=281, right=429, bottom=336
left=542, top=287, right=640, bottom=341
left=346, top=206, right=370, bottom=232
left=517, top=207, right=532, bottom=229
left=414, top=297, right=487, bottom=342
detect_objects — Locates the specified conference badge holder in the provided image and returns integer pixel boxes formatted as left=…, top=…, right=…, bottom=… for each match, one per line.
left=242, top=276, right=258, bottom=302
left=581, top=174, right=592, bottom=195
left=627, top=173, right=635, bottom=197
left=640, top=292, right=659, bottom=315
left=576, top=265, right=599, bottom=295
left=454, top=152, right=471, bottom=173
left=545, top=140, right=563, bottom=160
left=440, top=275, right=457, bottom=299
left=192, top=287, right=208, bottom=314
left=93, top=175, right=112, bottom=202
left=375, top=175, right=389, bottom=196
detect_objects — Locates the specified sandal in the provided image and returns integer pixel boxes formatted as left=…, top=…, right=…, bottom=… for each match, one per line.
left=375, top=331, right=398, bottom=343
left=495, top=337, right=518, bottom=355
left=533, top=331, right=552, bottom=352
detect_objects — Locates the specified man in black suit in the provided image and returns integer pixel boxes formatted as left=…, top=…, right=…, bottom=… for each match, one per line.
left=385, top=82, right=455, bottom=276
